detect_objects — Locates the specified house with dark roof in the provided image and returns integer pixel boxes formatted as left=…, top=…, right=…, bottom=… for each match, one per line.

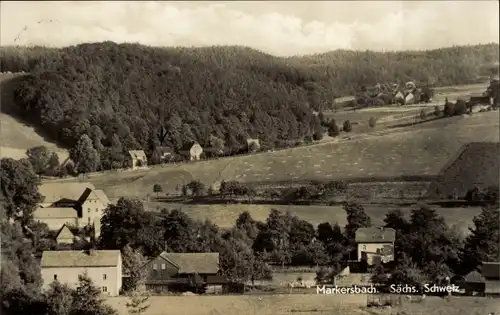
left=179, top=141, right=203, bottom=161
left=355, top=227, right=396, bottom=265
left=457, top=262, right=500, bottom=296
left=154, top=146, right=176, bottom=163
left=41, top=250, right=122, bottom=296
left=140, top=251, right=222, bottom=293
left=127, top=150, right=148, bottom=169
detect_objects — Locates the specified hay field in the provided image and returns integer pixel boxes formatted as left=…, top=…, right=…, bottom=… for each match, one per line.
left=106, top=295, right=499, bottom=315
left=107, top=294, right=370, bottom=315
left=44, top=111, right=499, bottom=199
left=0, top=73, right=69, bottom=161
left=146, top=203, right=479, bottom=236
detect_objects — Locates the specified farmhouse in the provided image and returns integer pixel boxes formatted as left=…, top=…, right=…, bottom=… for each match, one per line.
left=457, top=262, right=500, bottom=296
left=40, top=250, right=122, bottom=296
left=180, top=141, right=203, bottom=161
left=128, top=150, right=148, bottom=169
left=154, top=146, right=175, bottom=163
left=140, top=251, right=221, bottom=293
left=355, top=227, right=395, bottom=265
left=34, top=183, right=111, bottom=234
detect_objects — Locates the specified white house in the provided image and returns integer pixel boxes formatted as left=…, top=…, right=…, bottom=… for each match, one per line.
left=40, top=250, right=122, bottom=296
left=355, top=227, right=396, bottom=265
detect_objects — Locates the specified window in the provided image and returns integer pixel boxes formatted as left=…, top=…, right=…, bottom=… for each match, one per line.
left=96, top=208, right=98, bottom=212
left=362, top=245, right=367, bottom=250
left=161, top=263, right=166, bottom=270
left=153, top=264, right=157, bottom=270
left=103, top=274, right=107, bottom=280
left=53, top=274, right=57, bottom=280
left=102, top=286, right=107, bottom=292
left=88, top=208, right=91, bottom=213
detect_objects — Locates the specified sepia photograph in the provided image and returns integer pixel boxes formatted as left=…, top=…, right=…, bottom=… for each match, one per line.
left=0, top=1, right=499, bottom=315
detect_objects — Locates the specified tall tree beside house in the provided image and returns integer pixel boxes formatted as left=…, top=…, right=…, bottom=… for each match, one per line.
left=371, top=261, right=389, bottom=286
left=44, top=281, right=74, bottom=315
left=0, top=158, right=41, bottom=221
left=69, top=134, right=100, bottom=174
left=26, top=145, right=52, bottom=176
left=343, top=203, right=371, bottom=251
left=121, top=245, right=148, bottom=293
left=460, top=206, right=500, bottom=274
left=99, top=198, right=162, bottom=254
left=109, top=134, right=125, bottom=169
left=153, top=184, right=163, bottom=198
left=71, top=273, right=117, bottom=315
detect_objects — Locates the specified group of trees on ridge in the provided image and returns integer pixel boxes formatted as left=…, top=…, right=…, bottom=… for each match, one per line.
left=0, top=42, right=498, bottom=171
left=2, top=157, right=499, bottom=313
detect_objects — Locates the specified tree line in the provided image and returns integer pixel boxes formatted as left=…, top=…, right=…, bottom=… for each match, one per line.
left=0, top=43, right=498, bottom=172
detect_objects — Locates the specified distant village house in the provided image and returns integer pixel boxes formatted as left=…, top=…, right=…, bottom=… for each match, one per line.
left=127, top=150, right=148, bottom=169
left=41, top=250, right=122, bottom=296
left=180, top=141, right=203, bottom=161
left=154, top=146, right=175, bottom=163
left=355, top=227, right=396, bottom=265
left=246, top=138, right=260, bottom=152
left=55, top=224, right=76, bottom=245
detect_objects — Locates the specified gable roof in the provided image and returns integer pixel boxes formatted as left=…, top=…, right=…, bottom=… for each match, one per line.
left=482, top=262, right=500, bottom=279
left=464, top=270, right=486, bottom=283
left=41, top=250, right=121, bottom=268
left=56, top=224, right=75, bottom=240
left=355, top=227, right=396, bottom=243
left=34, top=207, right=78, bottom=219
left=77, top=188, right=111, bottom=205
left=93, top=190, right=111, bottom=205
left=38, top=182, right=96, bottom=204
left=246, top=138, right=260, bottom=146
left=128, top=150, right=147, bottom=159
left=157, top=252, right=219, bottom=274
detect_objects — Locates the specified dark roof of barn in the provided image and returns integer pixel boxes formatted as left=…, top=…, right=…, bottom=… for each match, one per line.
left=158, top=252, right=219, bottom=274
left=482, top=262, right=500, bottom=279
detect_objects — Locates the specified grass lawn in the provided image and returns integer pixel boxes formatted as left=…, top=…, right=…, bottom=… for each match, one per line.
left=42, top=112, right=499, bottom=200
left=106, top=295, right=499, bottom=315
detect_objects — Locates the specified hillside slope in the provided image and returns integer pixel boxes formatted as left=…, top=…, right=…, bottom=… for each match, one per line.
left=42, top=112, right=499, bottom=199
left=0, top=72, right=69, bottom=161
left=427, top=142, right=500, bottom=199
left=0, top=43, right=498, bottom=157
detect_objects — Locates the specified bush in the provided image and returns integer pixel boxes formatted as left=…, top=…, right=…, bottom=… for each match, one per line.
left=343, top=120, right=352, bottom=133
left=368, top=117, right=376, bottom=128
left=327, top=120, right=340, bottom=137
left=419, top=109, right=427, bottom=120
left=312, top=132, right=323, bottom=141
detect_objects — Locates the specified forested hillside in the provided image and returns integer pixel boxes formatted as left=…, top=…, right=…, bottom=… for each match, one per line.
left=0, top=42, right=498, bottom=170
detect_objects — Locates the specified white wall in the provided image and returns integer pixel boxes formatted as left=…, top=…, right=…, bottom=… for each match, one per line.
left=357, top=242, right=394, bottom=265
left=81, top=199, right=106, bottom=227
left=41, top=266, right=121, bottom=296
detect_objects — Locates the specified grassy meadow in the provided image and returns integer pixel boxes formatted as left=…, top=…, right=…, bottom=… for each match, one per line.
left=106, top=295, right=500, bottom=315
left=43, top=111, right=499, bottom=200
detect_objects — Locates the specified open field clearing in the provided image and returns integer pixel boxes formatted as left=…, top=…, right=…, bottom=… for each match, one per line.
left=0, top=73, right=69, bottom=161
left=145, top=203, right=479, bottom=236
left=44, top=112, right=499, bottom=199
left=106, top=295, right=499, bottom=315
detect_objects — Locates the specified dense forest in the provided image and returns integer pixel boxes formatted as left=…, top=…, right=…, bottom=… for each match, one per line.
left=0, top=43, right=498, bottom=170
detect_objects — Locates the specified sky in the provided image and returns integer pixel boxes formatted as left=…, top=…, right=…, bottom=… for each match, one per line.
left=1, top=1, right=498, bottom=56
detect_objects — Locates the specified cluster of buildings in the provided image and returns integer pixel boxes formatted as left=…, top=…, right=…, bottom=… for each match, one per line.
left=127, top=138, right=260, bottom=170
left=34, top=182, right=224, bottom=296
